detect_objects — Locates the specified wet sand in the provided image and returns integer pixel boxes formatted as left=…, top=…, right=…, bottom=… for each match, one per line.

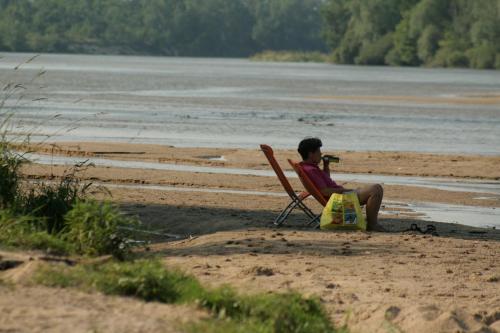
left=23, top=142, right=500, bottom=180
left=20, top=142, right=500, bottom=212
left=311, top=94, right=500, bottom=105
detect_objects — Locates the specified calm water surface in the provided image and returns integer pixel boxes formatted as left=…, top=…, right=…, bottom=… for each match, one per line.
left=1, top=53, right=499, bottom=154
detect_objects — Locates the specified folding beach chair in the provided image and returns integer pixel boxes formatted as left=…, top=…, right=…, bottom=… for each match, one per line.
left=288, top=159, right=330, bottom=227
left=260, top=144, right=316, bottom=226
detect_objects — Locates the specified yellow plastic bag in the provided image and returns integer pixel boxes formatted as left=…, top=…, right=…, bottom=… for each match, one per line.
left=320, top=191, right=366, bottom=231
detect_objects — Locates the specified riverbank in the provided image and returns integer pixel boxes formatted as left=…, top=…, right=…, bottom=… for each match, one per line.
left=6, top=141, right=500, bottom=332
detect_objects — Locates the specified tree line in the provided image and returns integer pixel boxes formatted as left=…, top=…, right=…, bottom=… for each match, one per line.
left=0, top=0, right=499, bottom=69
left=322, top=0, right=500, bottom=69
left=0, top=0, right=325, bottom=57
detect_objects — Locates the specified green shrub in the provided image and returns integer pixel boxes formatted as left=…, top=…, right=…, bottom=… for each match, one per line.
left=23, top=183, right=79, bottom=234
left=250, top=51, right=330, bottom=63
left=62, top=200, right=140, bottom=258
left=432, top=48, right=469, bottom=68
left=36, top=260, right=202, bottom=299
left=0, top=209, right=72, bottom=255
left=496, top=54, right=500, bottom=69
left=467, top=45, right=496, bottom=69
left=22, top=163, right=92, bottom=234
left=447, top=51, right=470, bottom=68
left=201, top=288, right=335, bottom=333
left=388, top=17, right=420, bottom=66
left=0, top=138, right=139, bottom=258
left=417, top=25, right=441, bottom=63
left=355, top=34, right=393, bottom=65
left=6, top=231, right=73, bottom=255
left=0, top=208, right=37, bottom=238
left=93, top=260, right=203, bottom=303
left=35, top=259, right=340, bottom=333
left=0, top=141, right=24, bottom=209
left=384, top=48, right=400, bottom=66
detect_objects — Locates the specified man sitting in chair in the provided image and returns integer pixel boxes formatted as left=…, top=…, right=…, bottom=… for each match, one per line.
left=298, top=137, right=385, bottom=232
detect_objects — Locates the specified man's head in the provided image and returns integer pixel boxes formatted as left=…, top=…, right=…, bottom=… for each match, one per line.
left=298, top=137, right=322, bottom=164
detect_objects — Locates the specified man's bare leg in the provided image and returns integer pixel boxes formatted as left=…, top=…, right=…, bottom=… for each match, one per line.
left=356, top=184, right=384, bottom=231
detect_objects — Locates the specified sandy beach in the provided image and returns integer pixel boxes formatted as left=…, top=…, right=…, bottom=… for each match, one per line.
left=0, top=141, right=495, bottom=332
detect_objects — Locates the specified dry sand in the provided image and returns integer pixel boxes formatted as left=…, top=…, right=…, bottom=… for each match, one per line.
left=0, top=284, right=199, bottom=333
left=157, top=229, right=500, bottom=333
left=4, top=141, right=500, bottom=333
left=0, top=252, right=204, bottom=333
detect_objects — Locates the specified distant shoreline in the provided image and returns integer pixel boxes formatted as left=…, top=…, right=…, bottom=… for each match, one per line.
left=3, top=50, right=500, bottom=71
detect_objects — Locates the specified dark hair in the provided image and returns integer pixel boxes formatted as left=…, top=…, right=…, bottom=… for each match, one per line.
left=298, top=137, right=322, bottom=160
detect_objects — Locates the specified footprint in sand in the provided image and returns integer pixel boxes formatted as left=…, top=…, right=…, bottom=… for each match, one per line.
left=245, top=266, right=275, bottom=277
left=484, top=311, right=500, bottom=328
left=385, top=306, right=401, bottom=321
left=418, top=304, right=441, bottom=321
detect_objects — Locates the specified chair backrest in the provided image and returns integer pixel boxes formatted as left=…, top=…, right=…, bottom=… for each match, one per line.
left=260, top=144, right=296, bottom=197
left=288, top=159, right=328, bottom=206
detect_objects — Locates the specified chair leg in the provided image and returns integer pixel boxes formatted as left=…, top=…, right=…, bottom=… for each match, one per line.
left=296, top=200, right=316, bottom=219
left=307, top=214, right=321, bottom=228
left=296, top=199, right=321, bottom=228
left=274, top=199, right=300, bottom=226
left=275, top=196, right=320, bottom=228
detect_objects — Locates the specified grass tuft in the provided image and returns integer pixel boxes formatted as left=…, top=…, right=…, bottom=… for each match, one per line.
left=0, top=140, right=24, bottom=209
left=0, top=209, right=72, bottom=255
left=21, top=162, right=93, bottom=234
left=35, top=259, right=342, bottom=333
left=62, top=200, right=140, bottom=259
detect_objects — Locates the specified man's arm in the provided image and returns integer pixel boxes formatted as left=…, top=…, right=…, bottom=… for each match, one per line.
left=320, top=187, right=346, bottom=197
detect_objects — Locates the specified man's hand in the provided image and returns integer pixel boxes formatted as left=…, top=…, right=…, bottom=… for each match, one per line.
left=322, top=157, right=330, bottom=175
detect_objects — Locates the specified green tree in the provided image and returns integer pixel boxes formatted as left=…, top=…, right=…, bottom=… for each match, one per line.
left=322, top=0, right=500, bottom=69
left=387, top=14, right=420, bottom=66
left=322, top=0, right=419, bottom=64
left=251, top=0, right=326, bottom=51
left=0, top=0, right=31, bottom=51
left=320, top=0, right=351, bottom=51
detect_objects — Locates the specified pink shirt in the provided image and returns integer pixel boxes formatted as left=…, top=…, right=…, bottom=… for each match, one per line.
left=300, top=162, right=343, bottom=190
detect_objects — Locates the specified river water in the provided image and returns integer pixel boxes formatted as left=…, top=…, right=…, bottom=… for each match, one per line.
left=1, top=52, right=499, bottom=154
